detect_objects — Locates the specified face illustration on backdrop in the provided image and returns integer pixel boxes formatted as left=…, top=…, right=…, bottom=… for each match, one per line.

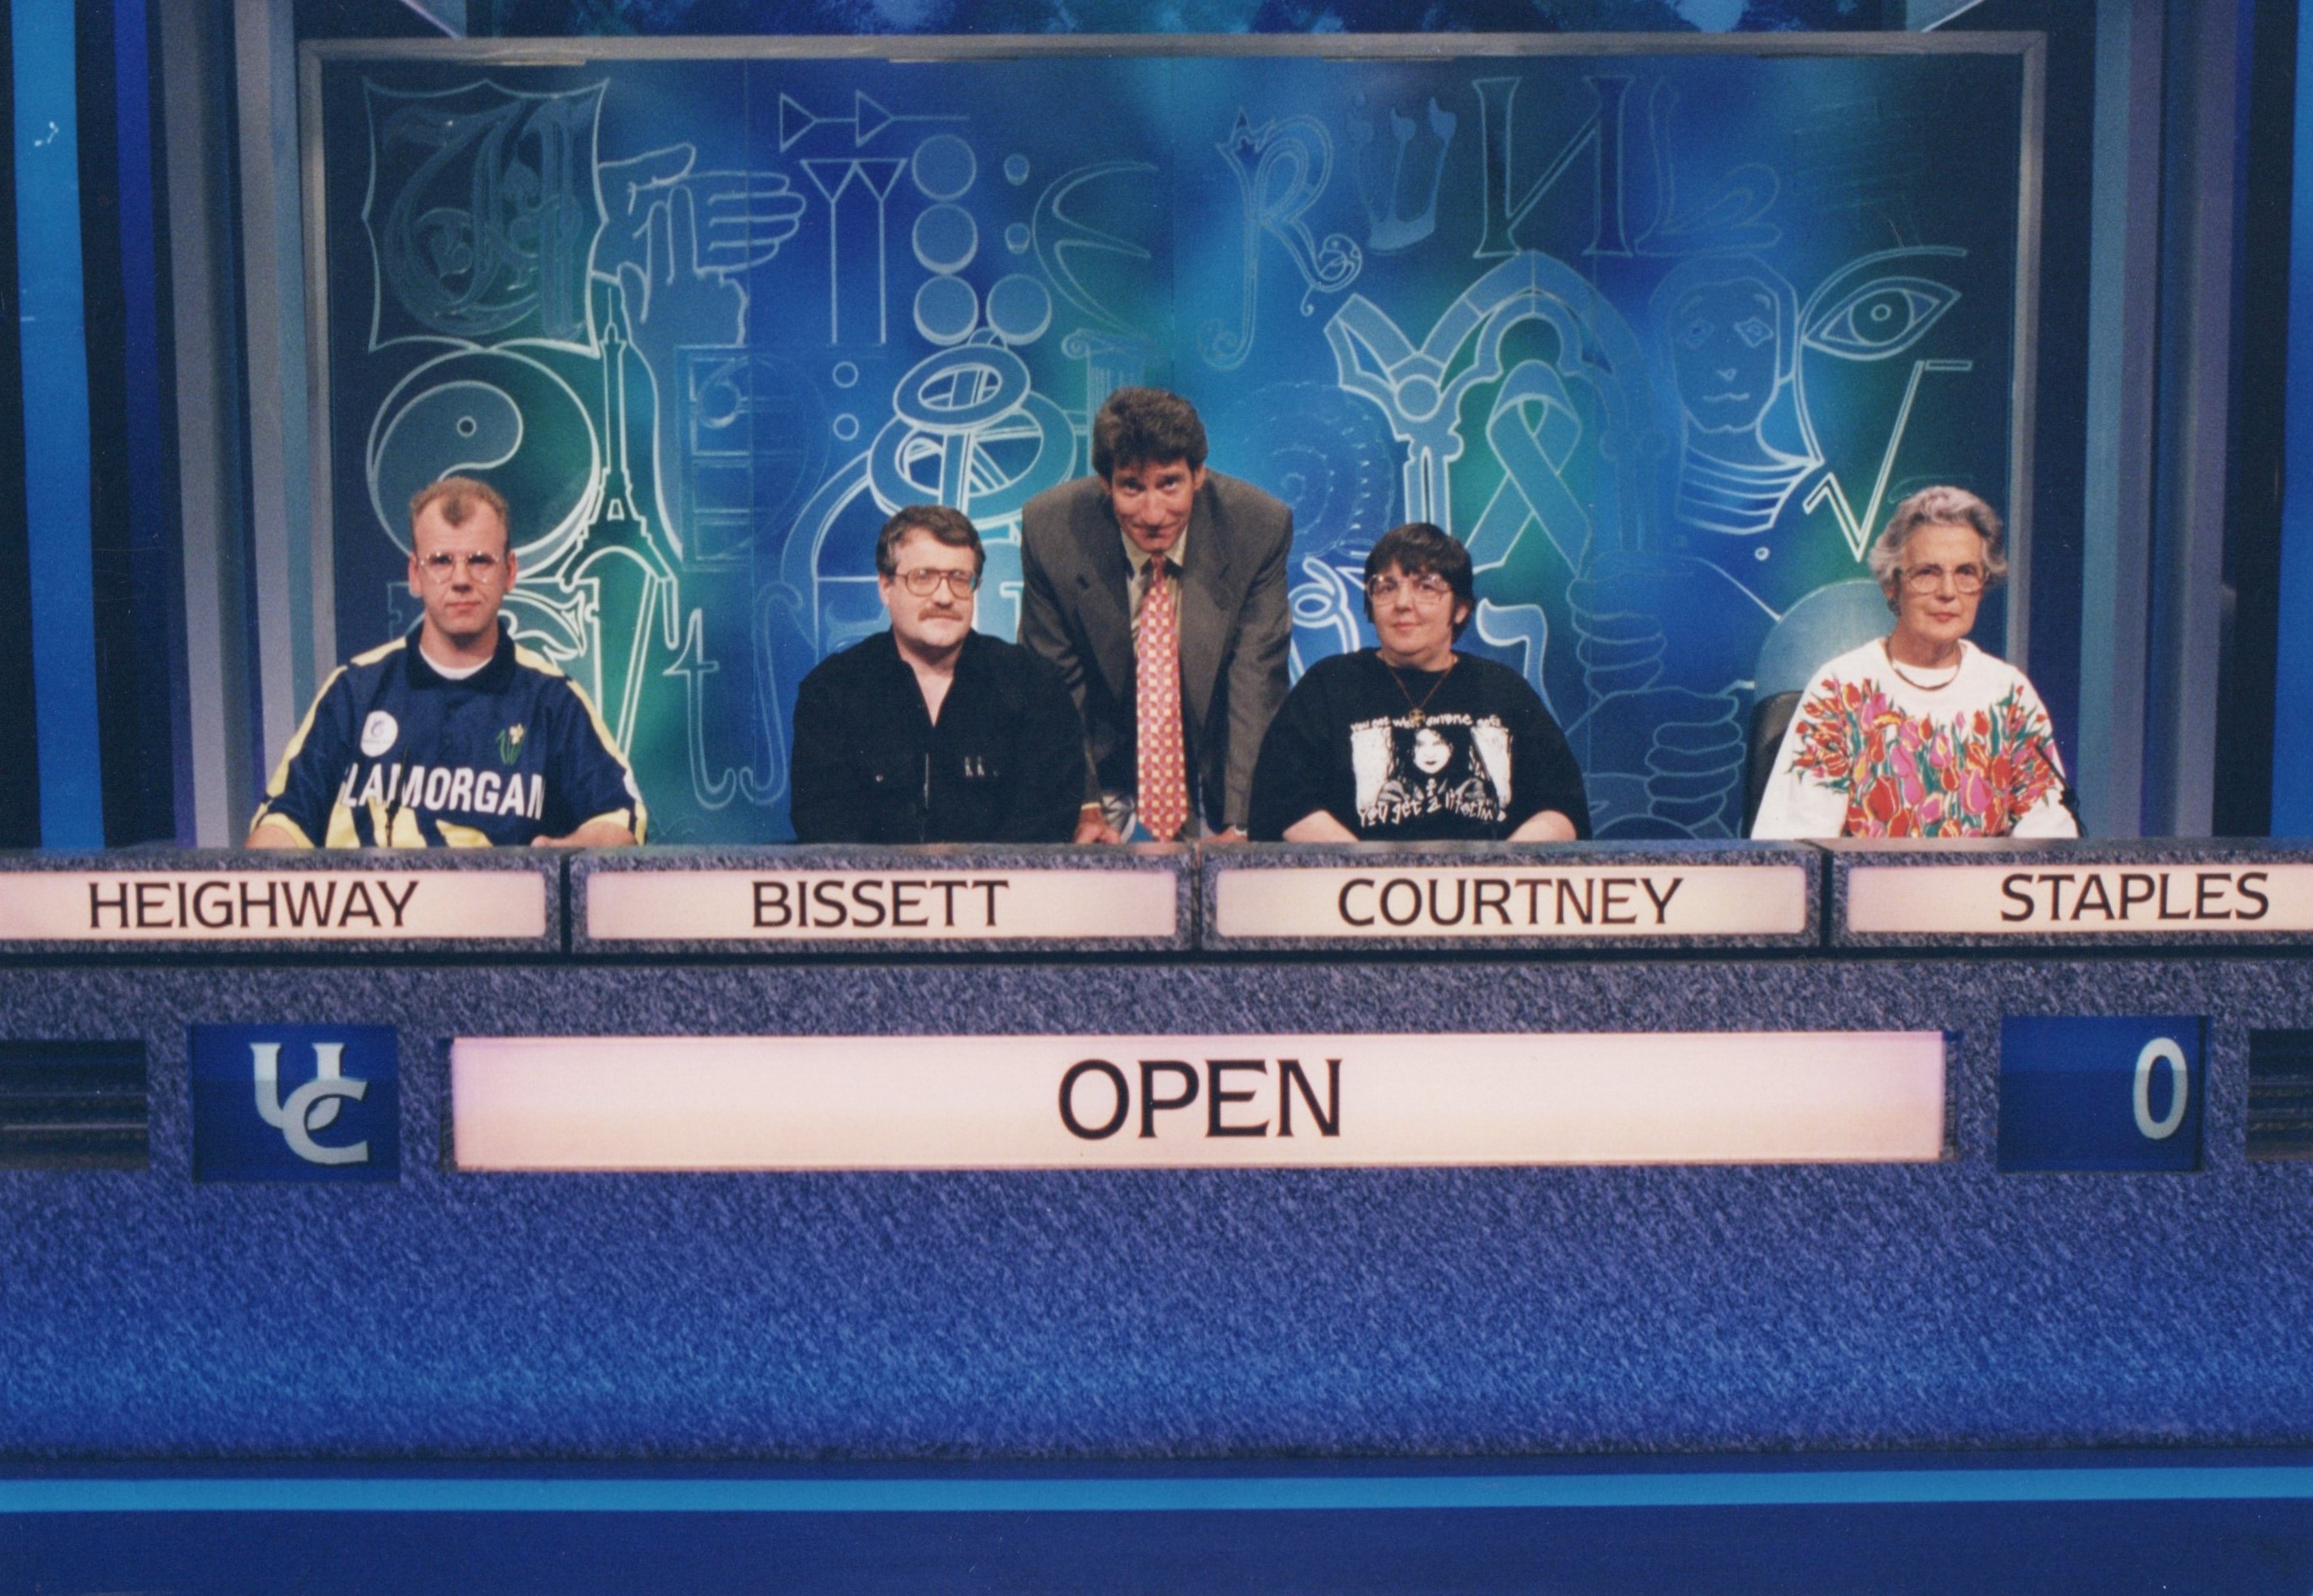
left=1667, top=277, right=1783, bottom=438
left=1650, top=253, right=1811, bottom=539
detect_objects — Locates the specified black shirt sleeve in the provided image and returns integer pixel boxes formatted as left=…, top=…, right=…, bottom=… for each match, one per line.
left=1504, top=684, right=1592, bottom=839
left=1248, top=665, right=1346, bottom=842
left=787, top=659, right=866, bottom=843
left=996, top=650, right=1092, bottom=843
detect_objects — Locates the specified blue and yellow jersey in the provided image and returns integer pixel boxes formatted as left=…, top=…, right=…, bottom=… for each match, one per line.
left=249, top=624, right=646, bottom=847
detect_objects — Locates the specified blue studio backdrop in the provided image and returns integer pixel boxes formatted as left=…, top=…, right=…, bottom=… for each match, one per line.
left=313, top=37, right=2034, bottom=843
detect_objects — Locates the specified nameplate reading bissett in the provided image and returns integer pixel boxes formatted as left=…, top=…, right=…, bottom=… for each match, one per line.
left=1212, top=864, right=1809, bottom=939
left=1846, top=862, right=2313, bottom=935
left=586, top=869, right=1176, bottom=942
left=450, top=1031, right=1946, bottom=1169
left=0, top=871, right=547, bottom=941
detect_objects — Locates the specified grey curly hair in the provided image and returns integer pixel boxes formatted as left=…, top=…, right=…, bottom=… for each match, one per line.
left=1866, top=485, right=2007, bottom=598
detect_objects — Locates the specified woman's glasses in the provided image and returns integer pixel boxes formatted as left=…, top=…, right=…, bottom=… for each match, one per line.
left=1900, top=564, right=1986, bottom=595
left=1367, top=574, right=1455, bottom=607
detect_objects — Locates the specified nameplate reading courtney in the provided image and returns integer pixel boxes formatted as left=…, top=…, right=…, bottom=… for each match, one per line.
left=585, top=868, right=1177, bottom=942
left=0, top=869, right=547, bottom=942
left=1212, top=863, right=1810, bottom=940
left=1845, top=862, right=2312, bottom=936
left=449, top=1031, right=1946, bottom=1170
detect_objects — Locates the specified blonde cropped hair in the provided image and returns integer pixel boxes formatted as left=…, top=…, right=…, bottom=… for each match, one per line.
left=408, top=475, right=511, bottom=547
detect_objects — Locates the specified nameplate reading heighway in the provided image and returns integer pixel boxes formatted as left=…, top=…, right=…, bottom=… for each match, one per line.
left=1846, top=862, right=2313, bottom=935
left=1212, top=864, right=1809, bottom=939
left=451, top=1031, right=1945, bottom=1169
left=0, top=871, right=547, bottom=942
left=586, top=869, right=1177, bottom=942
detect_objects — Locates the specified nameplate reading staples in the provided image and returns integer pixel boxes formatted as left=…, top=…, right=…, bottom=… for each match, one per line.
left=1846, top=863, right=2312, bottom=935
left=450, top=1031, right=1946, bottom=1170
left=586, top=869, right=1177, bottom=942
left=1212, top=865, right=1809, bottom=939
left=0, top=871, right=547, bottom=942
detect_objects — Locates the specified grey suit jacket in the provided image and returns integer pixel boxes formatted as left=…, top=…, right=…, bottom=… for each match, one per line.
left=1017, top=470, right=1293, bottom=831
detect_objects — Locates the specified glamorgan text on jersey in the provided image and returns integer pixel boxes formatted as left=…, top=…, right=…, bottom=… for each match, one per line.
left=336, top=762, right=547, bottom=820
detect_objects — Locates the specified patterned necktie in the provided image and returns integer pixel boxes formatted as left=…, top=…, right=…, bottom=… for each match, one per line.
left=1135, top=554, right=1189, bottom=842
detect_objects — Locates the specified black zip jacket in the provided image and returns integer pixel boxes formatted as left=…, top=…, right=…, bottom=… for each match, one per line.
left=788, top=629, right=1088, bottom=843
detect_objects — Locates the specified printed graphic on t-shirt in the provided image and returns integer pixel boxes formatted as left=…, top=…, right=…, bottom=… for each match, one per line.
left=1350, top=712, right=1512, bottom=830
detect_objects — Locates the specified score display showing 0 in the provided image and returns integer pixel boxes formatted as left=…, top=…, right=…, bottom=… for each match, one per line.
left=1997, top=1016, right=2206, bottom=1173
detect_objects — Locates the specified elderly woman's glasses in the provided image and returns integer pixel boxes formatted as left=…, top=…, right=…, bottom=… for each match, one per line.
left=1367, top=574, right=1455, bottom=607
left=895, top=568, right=979, bottom=597
left=1901, top=563, right=1986, bottom=595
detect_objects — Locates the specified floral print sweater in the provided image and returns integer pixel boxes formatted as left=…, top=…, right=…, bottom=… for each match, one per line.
left=1751, top=640, right=2076, bottom=839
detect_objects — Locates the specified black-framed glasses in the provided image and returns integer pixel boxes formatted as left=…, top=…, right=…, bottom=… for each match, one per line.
left=418, top=551, right=503, bottom=581
left=1900, top=564, right=1986, bottom=595
left=1367, top=573, right=1454, bottom=607
left=895, top=568, right=978, bottom=598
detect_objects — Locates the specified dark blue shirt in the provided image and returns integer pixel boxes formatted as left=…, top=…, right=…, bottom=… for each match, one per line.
left=251, top=623, right=645, bottom=847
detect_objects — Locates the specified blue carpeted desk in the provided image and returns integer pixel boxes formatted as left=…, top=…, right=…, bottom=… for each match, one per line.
left=5, top=840, right=2313, bottom=1591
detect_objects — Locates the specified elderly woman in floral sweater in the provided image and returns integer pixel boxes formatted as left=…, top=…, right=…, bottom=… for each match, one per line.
left=1751, top=486, right=2076, bottom=839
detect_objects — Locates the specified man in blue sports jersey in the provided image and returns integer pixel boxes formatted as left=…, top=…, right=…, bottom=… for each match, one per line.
left=247, top=477, right=645, bottom=847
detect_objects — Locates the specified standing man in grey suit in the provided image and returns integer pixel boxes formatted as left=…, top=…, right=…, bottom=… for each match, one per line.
left=1019, top=387, right=1293, bottom=843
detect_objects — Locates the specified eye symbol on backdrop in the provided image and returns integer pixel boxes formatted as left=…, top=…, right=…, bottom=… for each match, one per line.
left=1804, top=277, right=1959, bottom=362
left=1792, top=247, right=1973, bottom=560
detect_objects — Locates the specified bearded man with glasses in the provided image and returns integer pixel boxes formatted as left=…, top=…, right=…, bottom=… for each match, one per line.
left=1751, top=484, right=2077, bottom=838
left=788, top=504, right=1087, bottom=843
left=247, top=476, right=644, bottom=847
left=1249, top=522, right=1589, bottom=843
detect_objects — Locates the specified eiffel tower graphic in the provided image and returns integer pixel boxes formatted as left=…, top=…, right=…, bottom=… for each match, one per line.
left=564, top=302, right=680, bottom=754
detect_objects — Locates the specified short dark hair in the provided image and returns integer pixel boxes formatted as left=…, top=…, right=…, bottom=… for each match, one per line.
left=1363, top=522, right=1476, bottom=639
left=409, top=475, right=511, bottom=550
left=1091, top=387, right=1208, bottom=478
left=875, top=503, right=985, bottom=579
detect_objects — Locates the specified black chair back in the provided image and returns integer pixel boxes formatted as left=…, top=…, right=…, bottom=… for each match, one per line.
left=1742, top=689, right=1802, bottom=837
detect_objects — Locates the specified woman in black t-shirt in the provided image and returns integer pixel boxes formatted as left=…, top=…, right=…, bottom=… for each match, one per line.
left=1249, top=523, right=1590, bottom=843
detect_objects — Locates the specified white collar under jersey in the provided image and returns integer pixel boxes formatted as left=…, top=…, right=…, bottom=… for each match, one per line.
left=418, top=645, right=489, bottom=680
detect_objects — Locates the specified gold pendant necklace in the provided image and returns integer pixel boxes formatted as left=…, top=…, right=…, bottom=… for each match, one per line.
left=1387, top=655, right=1456, bottom=726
